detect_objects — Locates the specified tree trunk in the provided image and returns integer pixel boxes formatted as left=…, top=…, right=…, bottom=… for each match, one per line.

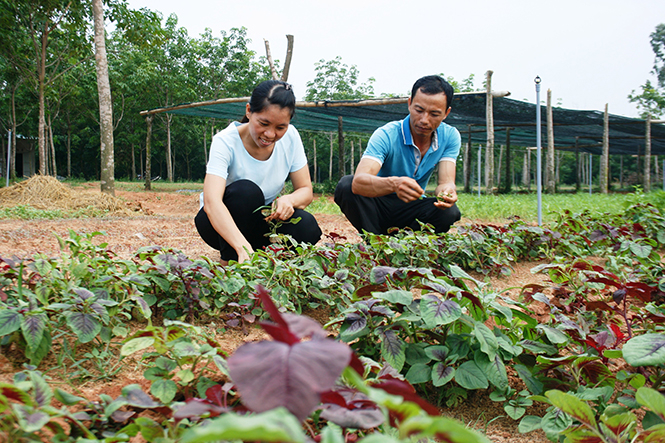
left=93, top=0, right=115, bottom=195
left=546, top=89, right=555, bottom=194
left=485, top=70, right=494, bottom=194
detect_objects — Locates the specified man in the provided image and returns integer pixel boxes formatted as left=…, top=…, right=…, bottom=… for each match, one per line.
left=334, top=75, right=461, bottom=235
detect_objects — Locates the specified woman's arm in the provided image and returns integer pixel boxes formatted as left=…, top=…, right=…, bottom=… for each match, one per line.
left=202, top=174, right=254, bottom=263
left=270, top=165, right=313, bottom=221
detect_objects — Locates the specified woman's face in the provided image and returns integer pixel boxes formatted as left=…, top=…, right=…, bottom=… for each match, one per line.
left=245, top=103, right=292, bottom=149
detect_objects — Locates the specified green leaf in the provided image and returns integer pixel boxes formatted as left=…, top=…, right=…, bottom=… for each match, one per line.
left=380, top=329, right=405, bottom=372
left=536, top=325, right=569, bottom=344
left=540, top=408, right=573, bottom=442
left=518, top=415, right=542, bottom=433
left=431, top=363, right=455, bottom=387
left=519, top=339, right=558, bottom=355
left=455, top=361, right=488, bottom=390
left=545, top=390, right=597, bottom=427
left=150, top=379, right=177, bottom=404
left=637, top=387, right=665, bottom=418
left=514, top=364, right=544, bottom=395
left=505, top=404, right=526, bottom=420
left=121, top=337, right=155, bottom=356
left=405, top=363, right=431, bottom=384
left=473, top=322, right=498, bottom=360
left=420, top=295, right=461, bottom=327
left=54, top=389, right=86, bottom=406
left=0, top=310, right=22, bottom=336
left=180, top=408, right=306, bottom=443
left=66, top=312, right=101, bottom=343
left=629, top=241, right=652, bottom=258
left=475, top=351, right=508, bottom=391
left=405, top=343, right=430, bottom=365
left=623, top=334, right=665, bottom=367
left=21, top=313, right=46, bottom=351
left=373, top=290, right=413, bottom=306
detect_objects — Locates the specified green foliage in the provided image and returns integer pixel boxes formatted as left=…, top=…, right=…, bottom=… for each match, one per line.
left=305, top=56, right=375, bottom=101
left=629, top=23, right=665, bottom=118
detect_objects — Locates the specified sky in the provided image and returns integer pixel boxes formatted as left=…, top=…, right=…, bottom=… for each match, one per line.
left=125, top=0, right=665, bottom=118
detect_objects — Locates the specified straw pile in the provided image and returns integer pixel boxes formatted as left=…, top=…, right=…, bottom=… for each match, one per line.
left=0, top=175, right=145, bottom=215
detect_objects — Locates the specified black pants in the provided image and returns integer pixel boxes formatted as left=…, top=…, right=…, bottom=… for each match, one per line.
left=195, top=179, right=322, bottom=261
left=334, top=175, right=461, bottom=235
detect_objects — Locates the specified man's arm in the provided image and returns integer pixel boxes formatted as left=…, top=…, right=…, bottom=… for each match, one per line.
left=351, top=157, right=424, bottom=203
left=433, top=160, right=457, bottom=209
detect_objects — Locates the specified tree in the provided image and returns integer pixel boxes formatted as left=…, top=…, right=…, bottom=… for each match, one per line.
left=92, top=0, right=114, bottom=194
left=629, top=23, right=665, bottom=118
left=304, top=56, right=374, bottom=101
left=1, top=0, right=90, bottom=175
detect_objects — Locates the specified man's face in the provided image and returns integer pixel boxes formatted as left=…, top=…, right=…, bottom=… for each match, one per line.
left=407, top=89, right=451, bottom=139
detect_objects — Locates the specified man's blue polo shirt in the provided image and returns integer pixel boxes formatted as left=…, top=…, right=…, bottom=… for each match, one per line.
left=362, top=115, right=461, bottom=190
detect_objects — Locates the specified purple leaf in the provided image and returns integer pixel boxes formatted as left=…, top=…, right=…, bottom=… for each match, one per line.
left=319, top=389, right=384, bottom=429
left=227, top=339, right=351, bottom=421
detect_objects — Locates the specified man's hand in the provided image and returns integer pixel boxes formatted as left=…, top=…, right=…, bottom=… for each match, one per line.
left=434, top=185, right=457, bottom=209
left=394, top=177, right=425, bottom=203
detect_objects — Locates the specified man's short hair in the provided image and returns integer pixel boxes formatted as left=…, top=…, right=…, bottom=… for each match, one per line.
left=411, top=75, right=454, bottom=109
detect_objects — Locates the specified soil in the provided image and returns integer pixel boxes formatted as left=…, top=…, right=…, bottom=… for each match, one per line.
left=0, top=185, right=552, bottom=443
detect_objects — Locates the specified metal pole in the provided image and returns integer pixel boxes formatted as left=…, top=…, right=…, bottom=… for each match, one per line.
left=6, top=130, right=10, bottom=187
left=535, top=77, right=542, bottom=226
left=477, top=144, right=482, bottom=197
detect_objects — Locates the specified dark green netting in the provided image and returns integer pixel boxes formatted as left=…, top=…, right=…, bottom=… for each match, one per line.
left=143, top=93, right=665, bottom=155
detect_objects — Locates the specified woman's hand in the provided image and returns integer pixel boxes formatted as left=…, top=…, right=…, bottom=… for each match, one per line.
left=267, top=196, right=295, bottom=221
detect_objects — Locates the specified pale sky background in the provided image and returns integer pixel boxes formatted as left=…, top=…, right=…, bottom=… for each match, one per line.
left=125, top=0, right=665, bottom=118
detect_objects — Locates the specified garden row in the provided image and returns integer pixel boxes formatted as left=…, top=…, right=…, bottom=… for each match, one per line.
left=0, top=199, right=665, bottom=442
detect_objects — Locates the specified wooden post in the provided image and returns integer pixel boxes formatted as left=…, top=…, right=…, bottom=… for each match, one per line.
left=619, top=155, right=623, bottom=189
left=522, top=150, right=529, bottom=189
left=328, top=132, right=333, bottom=182
left=645, top=114, right=652, bottom=192
left=601, top=103, right=609, bottom=193
left=350, top=140, right=354, bottom=172
left=485, top=70, right=494, bottom=194
left=338, top=116, right=345, bottom=178
left=575, top=137, right=580, bottom=192
left=145, top=115, right=153, bottom=191
left=281, top=35, right=294, bottom=82
left=501, top=127, right=512, bottom=193
left=546, top=89, right=555, bottom=194
left=264, top=39, right=279, bottom=80
left=313, top=137, right=317, bottom=183
left=464, top=125, right=471, bottom=193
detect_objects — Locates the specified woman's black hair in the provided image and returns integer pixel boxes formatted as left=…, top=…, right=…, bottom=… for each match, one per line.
left=241, top=80, right=296, bottom=123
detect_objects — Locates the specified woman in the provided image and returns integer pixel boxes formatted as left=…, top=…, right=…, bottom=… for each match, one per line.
left=195, top=80, right=322, bottom=264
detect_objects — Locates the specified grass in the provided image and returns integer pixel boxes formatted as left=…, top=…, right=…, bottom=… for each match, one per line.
left=458, top=192, right=665, bottom=223
left=4, top=179, right=665, bottom=223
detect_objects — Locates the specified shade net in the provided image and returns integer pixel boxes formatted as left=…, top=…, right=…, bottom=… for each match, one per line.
left=149, top=92, right=665, bottom=155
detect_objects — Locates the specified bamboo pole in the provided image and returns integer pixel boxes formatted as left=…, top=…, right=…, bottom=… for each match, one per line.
left=464, top=125, right=471, bottom=193
left=485, top=70, right=494, bottom=194
left=145, top=115, right=153, bottom=191
left=601, top=104, right=609, bottom=193
left=313, top=138, right=317, bottom=183
left=645, top=114, right=652, bottom=192
left=328, top=133, right=333, bottom=182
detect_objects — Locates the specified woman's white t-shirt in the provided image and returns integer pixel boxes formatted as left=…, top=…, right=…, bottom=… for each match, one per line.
left=204, top=121, right=308, bottom=205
